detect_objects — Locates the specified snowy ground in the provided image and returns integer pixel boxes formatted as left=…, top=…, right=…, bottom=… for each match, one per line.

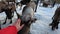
left=30, top=3, right=60, bottom=34
left=0, top=2, right=60, bottom=34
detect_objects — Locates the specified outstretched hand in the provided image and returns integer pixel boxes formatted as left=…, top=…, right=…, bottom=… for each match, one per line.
left=14, top=19, right=24, bottom=31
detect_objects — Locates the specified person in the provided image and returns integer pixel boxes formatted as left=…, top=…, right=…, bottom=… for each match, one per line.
left=0, top=19, right=24, bottom=34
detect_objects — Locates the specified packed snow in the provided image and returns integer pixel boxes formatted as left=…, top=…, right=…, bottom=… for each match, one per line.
left=0, top=1, right=60, bottom=34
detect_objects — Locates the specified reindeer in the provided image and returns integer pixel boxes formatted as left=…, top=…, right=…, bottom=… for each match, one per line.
left=31, top=0, right=39, bottom=12
left=18, top=2, right=37, bottom=34
left=49, top=7, right=60, bottom=30
left=0, top=2, right=16, bottom=25
left=16, top=0, right=31, bottom=10
left=43, top=1, right=51, bottom=7
left=0, top=1, right=7, bottom=12
left=42, top=0, right=56, bottom=7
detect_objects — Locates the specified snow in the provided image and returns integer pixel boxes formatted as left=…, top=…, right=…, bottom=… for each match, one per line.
left=30, top=3, right=60, bottom=34
left=0, top=2, right=60, bottom=34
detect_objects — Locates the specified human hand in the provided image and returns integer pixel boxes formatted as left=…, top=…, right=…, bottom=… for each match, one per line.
left=14, top=19, right=24, bottom=31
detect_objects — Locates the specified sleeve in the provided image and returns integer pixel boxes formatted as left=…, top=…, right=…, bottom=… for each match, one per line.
left=0, top=26, right=18, bottom=34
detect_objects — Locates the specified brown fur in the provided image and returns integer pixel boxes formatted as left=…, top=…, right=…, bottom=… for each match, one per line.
left=16, top=0, right=31, bottom=10
left=0, top=2, right=16, bottom=24
left=49, top=7, right=60, bottom=30
left=43, top=1, right=50, bottom=7
left=18, top=22, right=31, bottom=34
left=18, top=3, right=37, bottom=34
left=28, top=1, right=36, bottom=11
left=0, top=1, right=7, bottom=12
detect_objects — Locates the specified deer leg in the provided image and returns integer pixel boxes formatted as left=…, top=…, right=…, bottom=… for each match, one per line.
left=10, top=19, right=12, bottom=24
left=12, top=12, right=14, bottom=17
left=49, top=20, right=56, bottom=26
left=51, top=21, right=58, bottom=30
left=49, top=21, right=54, bottom=26
left=9, top=12, right=14, bottom=24
left=56, top=21, right=59, bottom=29
left=49, top=23, right=54, bottom=26
left=51, top=22, right=56, bottom=30
left=3, top=16, right=7, bottom=25
left=56, top=25, right=58, bottom=29
left=52, top=25, right=55, bottom=30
